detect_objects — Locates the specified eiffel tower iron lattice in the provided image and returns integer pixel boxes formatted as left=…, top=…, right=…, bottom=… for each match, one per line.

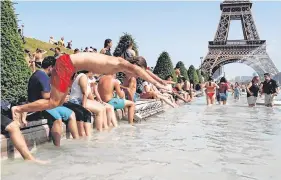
left=201, top=0, right=279, bottom=78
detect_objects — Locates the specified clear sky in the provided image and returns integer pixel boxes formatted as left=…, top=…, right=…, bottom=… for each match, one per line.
left=15, top=1, right=281, bottom=79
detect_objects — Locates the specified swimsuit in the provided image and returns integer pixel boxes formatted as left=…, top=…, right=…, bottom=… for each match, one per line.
left=125, top=93, right=139, bottom=102
left=51, top=54, right=76, bottom=93
left=218, top=83, right=228, bottom=101
left=206, top=83, right=215, bottom=98
left=234, top=87, right=240, bottom=99
left=107, top=98, right=125, bottom=110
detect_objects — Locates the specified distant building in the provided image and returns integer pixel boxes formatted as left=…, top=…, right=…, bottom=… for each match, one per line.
left=240, top=76, right=252, bottom=82
left=235, top=76, right=241, bottom=82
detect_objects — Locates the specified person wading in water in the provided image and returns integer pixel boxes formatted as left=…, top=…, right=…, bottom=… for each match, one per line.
left=246, top=75, right=260, bottom=107
left=233, top=82, right=241, bottom=100
left=218, top=77, right=231, bottom=105
left=204, top=77, right=219, bottom=105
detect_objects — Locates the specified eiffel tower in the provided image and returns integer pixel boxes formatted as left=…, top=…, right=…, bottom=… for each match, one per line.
left=201, top=0, right=279, bottom=78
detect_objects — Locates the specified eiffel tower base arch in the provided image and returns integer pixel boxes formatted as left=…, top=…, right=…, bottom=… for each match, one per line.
left=200, top=0, right=279, bottom=79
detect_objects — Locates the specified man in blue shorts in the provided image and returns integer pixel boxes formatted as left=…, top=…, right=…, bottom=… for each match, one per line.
left=98, top=74, right=135, bottom=124
left=22, top=56, right=79, bottom=146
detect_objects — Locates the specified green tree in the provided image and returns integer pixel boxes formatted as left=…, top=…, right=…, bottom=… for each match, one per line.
left=113, top=32, right=139, bottom=57
left=175, top=61, right=189, bottom=81
left=187, top=65, right=199, bottom=84
left=153, top=51, right=175, bottom=80
left=196, top=69, right=203, bottom=83
left=1, top=0, right=31, bottom=104
left=113, top=32, right=139, bottom=84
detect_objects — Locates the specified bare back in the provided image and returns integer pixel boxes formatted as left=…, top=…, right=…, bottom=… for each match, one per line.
left=205, top=82, right=216, bottom=93
left=98, top=75, right=115, bottom=102
left=70, top=53, right=121, bottom=75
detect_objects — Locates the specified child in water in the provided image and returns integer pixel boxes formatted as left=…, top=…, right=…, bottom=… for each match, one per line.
left=233, top=82, right=241, bottom=100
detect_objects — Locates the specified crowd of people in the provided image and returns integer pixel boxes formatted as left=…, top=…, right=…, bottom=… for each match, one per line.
left=2, top=38, right=200, bottom=164
left=203, top=73, right=279, bottom=107
left=2, top=36, right=279, bottom=165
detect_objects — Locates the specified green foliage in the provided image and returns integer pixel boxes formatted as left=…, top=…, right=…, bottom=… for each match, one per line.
left=196, top=69, right=203, bottom=83
left=113, top=32, right=139, bottom=84
left=201, top=71, right=209, bottom=82
left=1, top=0, right=31, bottom=103
left=187, top=65, right=199, bottom=84
left=153, top=51, right=175, bottom=80
left=175, top=61, right=189, bottom=81
left=113, top=32, right=139, bottom=57
left=171, top=70, right=177, bottom=82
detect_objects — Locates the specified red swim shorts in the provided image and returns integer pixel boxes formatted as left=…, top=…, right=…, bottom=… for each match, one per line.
left=51, top=54, right=76, bottom=93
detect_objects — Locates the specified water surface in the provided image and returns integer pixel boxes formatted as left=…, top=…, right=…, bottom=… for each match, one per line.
left=2, top=96, right=281, bottom=180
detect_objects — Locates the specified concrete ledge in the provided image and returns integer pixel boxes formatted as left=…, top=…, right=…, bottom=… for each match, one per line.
left=1, top=99, right=165, bottom=160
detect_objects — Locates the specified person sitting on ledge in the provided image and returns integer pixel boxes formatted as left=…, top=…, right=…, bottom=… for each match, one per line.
left=174, top=78, right=190, bottom=102
left=88, top=73, right=118, bottom=128
left=120, top=70, right=139, bottom=103
left=11, top=53, right=168, bottom=123
left=23, top=56, right=79, bottom=146
left=163, top=75, right=190, bottom=103
left=98, top=74, right=135, bottom=124
left=140, top=80, right=177, bottom=108
left=1, top=114, right=48, bottom=164
left=69, top=71, right=112, bottom=131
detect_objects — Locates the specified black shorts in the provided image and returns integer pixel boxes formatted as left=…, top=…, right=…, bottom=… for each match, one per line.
left=63, top=102, right=91, bottom=123
left=1, top=115, right=13, bottom=132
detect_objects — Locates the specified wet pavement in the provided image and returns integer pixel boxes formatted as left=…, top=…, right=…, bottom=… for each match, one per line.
left=1, top=96, right=281, bottom=180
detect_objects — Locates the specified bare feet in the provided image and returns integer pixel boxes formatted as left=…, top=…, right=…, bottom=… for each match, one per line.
left=21, top=112, right=28, bottom=127
left=11, top=106, right=22, bottom=123
left=28, top=159, right=50, bottom=165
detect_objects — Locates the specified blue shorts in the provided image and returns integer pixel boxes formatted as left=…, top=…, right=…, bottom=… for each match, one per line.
left=46, top=106, right=73, bottom=122
left=219, top=93, right=227, bottom=101
left=107, top=98, right=125, bottom=110
left=125, top=93, right=140, bottom=102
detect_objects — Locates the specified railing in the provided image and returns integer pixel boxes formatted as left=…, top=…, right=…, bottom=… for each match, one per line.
left=208, top=40, right=266, bottom=46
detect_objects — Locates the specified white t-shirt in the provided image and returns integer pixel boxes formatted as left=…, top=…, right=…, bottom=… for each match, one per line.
left=142, top=81, right=152, bottom=93
left=69, top=73, right=91, bottom=101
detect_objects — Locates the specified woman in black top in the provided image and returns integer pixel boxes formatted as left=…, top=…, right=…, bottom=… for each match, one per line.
left=246, top=76, right=260, bottom=107
left=100, top=39, right=112, bottom=56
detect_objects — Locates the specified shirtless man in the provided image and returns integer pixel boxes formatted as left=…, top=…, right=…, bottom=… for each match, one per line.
left=98, top=74, right=135, bottom=124
left=12, top=54, right=167, bottom=123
